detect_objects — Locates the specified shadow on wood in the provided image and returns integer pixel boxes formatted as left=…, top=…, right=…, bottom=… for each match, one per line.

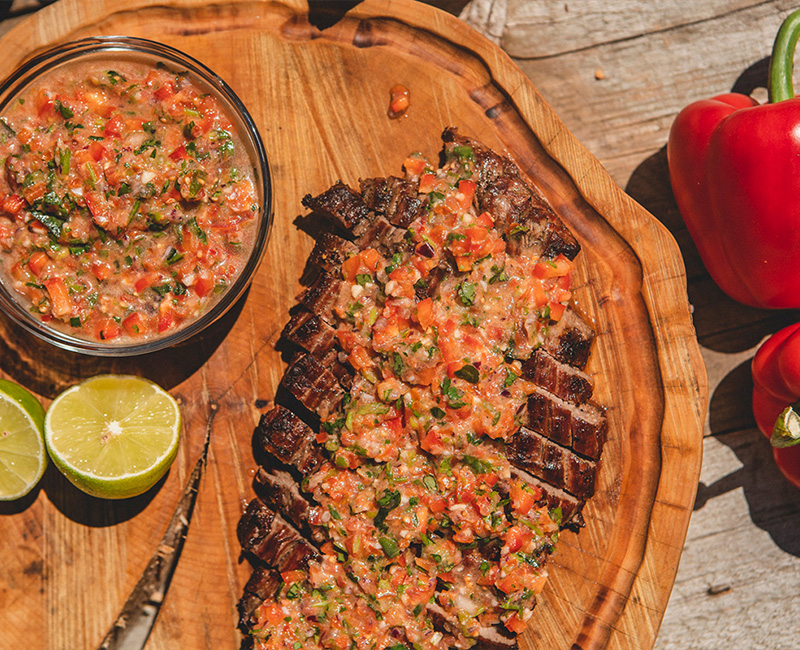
left=696, top=358, right=800, bottom=556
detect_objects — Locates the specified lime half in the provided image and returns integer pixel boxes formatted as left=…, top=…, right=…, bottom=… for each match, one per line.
left=0, top=379, right=46, bottom=501
left=44, top=375, right=181, bottom=499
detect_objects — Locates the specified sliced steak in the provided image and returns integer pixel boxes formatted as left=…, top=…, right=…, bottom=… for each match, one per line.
left=509, top=466, right=584, bottom=528
left=308, top=231, right=358, bottom=274
left=522, top=348, right=594, bottom=404
left=237, top=565, right=281, bottom=631
left=505, top=426, right=597, bottom=501
left=282, top=310, right=338, bottom=358
left=441, top=127, right=579, bottom=261
left=301, top=180, right=372, bottom=234
left=526, top=386, right=607, bottom=460
left=254, top=405, right=325, bottom=477
left=281, top=352, right=345, bottom=420
left=253, top=467, right=326, bottom=545
left=297, top=270, right=348, bottom=327
left=237, top=499, right=321, bottom=571
left=353, top=214, right=409, bottom=256
left=542, top=307, right=595, bottom=370
left=359, top=175, right=426, bottom=228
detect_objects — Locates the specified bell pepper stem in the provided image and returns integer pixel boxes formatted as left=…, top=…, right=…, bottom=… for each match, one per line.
left=769, top=9, right=800, bottom=103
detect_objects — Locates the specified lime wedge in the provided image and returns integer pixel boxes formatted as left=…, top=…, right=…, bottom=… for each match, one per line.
left=0, top=379, right=46, bottom=501
left=44, top=375, right=181, bottom=499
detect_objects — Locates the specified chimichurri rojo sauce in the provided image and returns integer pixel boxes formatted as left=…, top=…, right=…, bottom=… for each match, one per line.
left=0, top=59, right=259, bottom=342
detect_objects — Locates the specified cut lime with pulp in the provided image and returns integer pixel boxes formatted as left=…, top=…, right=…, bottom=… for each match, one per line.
left=0, top=379, right=46, bottom=501
left=44, top=375, right=181, bottom=499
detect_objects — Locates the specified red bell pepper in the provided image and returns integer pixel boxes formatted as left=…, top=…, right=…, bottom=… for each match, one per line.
left=667, top=10, right=800, bottom=308
left=751, top=322, right=800, bottom=489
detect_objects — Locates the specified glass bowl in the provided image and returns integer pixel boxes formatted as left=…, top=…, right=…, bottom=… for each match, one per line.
left=0, top=36, right=272, bottom=356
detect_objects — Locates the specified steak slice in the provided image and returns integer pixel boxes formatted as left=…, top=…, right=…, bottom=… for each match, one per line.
left=281, top=352, right=345, bottom=420
left=237, top=499, right=321, bottom=571
left=509, top=466, right=584, bottom=527
left=308, top=231, right=358, bottom=274
left=526, top=386, right=607, bottom=460
left=254, top=405, right=325, bottom=477
left=353, top=214, right=409, bottom=255
left=301, top=180, right=372, bottom=234
left=282, top=310, right=338, bottom=358
left=297, top=270, right=347, bottom=327
left=542, top=307, right=595, bottom=370
left=253, top=467, right=326, bottom=545
left=441, top=127, right=580, bottom=261
left=522, top=348, right=594, bottom=404
left=237, top=565, right=281, bottom=632
left=505, top=427, right=597, bottom=501
left=359, top=175, right=426, bottom=228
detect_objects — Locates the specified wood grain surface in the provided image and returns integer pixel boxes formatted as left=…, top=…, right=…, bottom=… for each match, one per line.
left=458, top=2, right=800, bottom=649
left=0, top=1, right=706, bottom=650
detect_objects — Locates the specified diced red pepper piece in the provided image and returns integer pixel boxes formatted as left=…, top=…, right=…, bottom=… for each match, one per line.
left=44, top=277, right=72, bottom=318
left=193, top=274, right=215, bottom=298
left=28, top=251, right=50, bottom=276
left=2, top=194, right=26, bottom=217
left=95, top=318, right=122, bottom=341
left=122, top=312, right=147, bottom=337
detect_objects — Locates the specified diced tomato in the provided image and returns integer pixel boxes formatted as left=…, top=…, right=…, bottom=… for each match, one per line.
left=360, top=248, right=381, bottom=272
left=2, top=194, right=26, bottom=217
left=347, top=345, right=372, bottom=371
left=457, top=179, right=476, bottom=212
left=84, top=190, right=110, bottom=226
left=224, top=178, right=256, bottom=213
left=169, top=144, right=188, bottom=161
left=476, top=211, right=494, bottom=228
left=510, top=481, right=536, bottom=516
left=157, top=304, right=178, bottom=333
left=104, top=113, right=124, bottom=137
left=403, top=155, right=427, bottom=176
left=341, top=255, right=363, bottom=282
left=533, top=254, right=575, bottom=279
left=122, top=312, right=147, bottom=336
left=420, top=428, right=445, bottom=455
left=34, top=89, right=55, bottom=116
left=91, top=260, right=113, bottom=281
left=547, top=301, right=566, bottom=321
left=416, top=297, right=434, bottom=330
left=44, top=278, right=71, bottom=317
left=428, top=495, right=447, bottom=514
left=193, top=273, right=215, bottom=298
left=388, top=84, right=410, bottom=116
left=504, top=613, right=528, bottom=634
left=27, top=251, right=50, bottom=276
left=280, top=569, right=306, bottom=584
left=94, top=317, right=122, bottom=341
left=153, top=81, right=176, bottom=101
left=134, top=272, right=159, bottom=293
left=418, top=173, right=437, bottom=194
left=82, top=87, right=114, bottom=118
left=504, top=525, right=534, bottom=554
left=88, top=140, right=107, bottom=162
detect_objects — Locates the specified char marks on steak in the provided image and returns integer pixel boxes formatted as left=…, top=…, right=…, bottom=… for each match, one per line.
left=441, top=127, right=580, bottom=261
left=238, top=128, right=608, bottom=650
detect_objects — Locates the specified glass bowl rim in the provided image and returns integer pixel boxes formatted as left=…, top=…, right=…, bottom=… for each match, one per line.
left=0, top=35, right=273, bottom=357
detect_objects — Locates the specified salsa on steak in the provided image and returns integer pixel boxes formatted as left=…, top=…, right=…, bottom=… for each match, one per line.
left=237, top=128, right=607, bottom=650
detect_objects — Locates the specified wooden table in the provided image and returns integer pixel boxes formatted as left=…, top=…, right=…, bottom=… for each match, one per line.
left=0, top=1, right=796, bottom=648
left=455, top=1, right=800, bottom=648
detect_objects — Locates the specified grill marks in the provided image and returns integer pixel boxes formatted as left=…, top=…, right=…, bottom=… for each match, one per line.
left=238, top=128, right=607, bottom=649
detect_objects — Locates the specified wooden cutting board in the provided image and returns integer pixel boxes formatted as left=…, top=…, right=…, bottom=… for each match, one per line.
left=0, top=1, right=707, bottom=649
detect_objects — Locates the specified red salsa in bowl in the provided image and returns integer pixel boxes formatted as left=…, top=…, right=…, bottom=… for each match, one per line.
left=0, top=37, right=271, bottom=355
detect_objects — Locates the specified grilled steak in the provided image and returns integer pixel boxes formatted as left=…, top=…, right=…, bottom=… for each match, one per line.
left=238, top=128, right=607, bottom=650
